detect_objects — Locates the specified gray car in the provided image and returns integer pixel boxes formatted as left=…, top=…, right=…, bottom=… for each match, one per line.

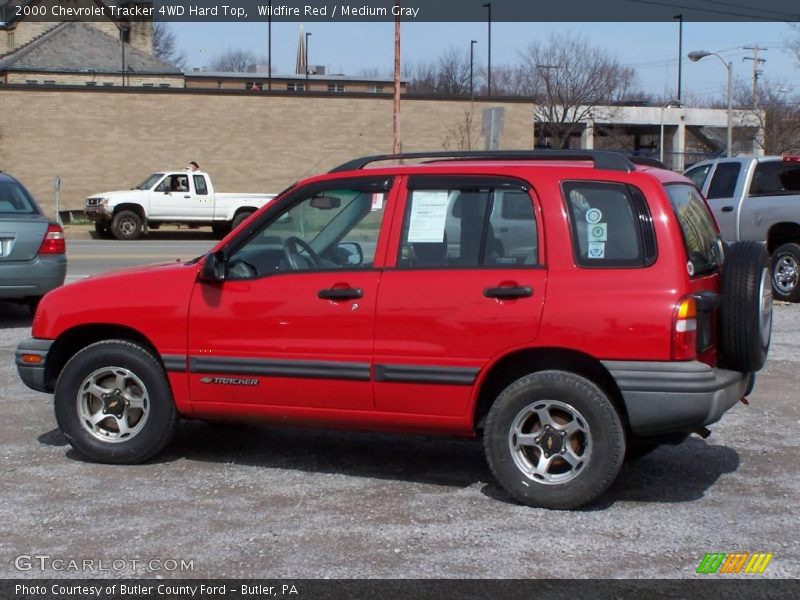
left=0, top=173, right=67, bottom=312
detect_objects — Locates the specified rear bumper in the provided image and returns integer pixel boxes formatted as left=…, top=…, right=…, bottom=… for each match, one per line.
left=0, top=255, right=66, bottom=300
left=602, top=360, right=752, bottom=436
left=16, top=338, right=54, bottom=393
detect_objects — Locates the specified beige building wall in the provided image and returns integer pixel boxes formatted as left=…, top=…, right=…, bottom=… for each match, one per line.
left=0, top=87, right=534, bottom=213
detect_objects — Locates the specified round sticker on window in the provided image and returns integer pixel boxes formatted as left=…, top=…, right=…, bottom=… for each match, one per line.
left=586, top=208, right=603, bottom=224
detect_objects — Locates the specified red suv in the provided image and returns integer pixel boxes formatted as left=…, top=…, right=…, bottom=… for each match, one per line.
left=16, top=151, right=772, bottom=509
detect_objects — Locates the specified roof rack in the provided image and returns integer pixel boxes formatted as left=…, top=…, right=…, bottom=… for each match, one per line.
left=329, top=150, right=636, bottom=174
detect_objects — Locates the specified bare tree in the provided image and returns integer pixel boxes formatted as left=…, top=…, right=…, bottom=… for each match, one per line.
left=789, top=24, right=800, bottom=68
left=485, top=64, right=525, bottom=97
left=405, top=47, right=473, bottom=95
left=208, top=48, right=257, bottom=73
left=734, top=79, right=800, bottom=155
left=443, top=105, right=482, bottom=150
left=435, top=47, right=472, bottom=96
left=152, top=21, right=185, bottom=69
left=404, top=61, right=438, bottom=94
left=518, top=33, right=636, bottom=149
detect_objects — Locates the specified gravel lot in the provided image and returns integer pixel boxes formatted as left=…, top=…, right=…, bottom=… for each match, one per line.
left=1, top=301, right=798, bottom=579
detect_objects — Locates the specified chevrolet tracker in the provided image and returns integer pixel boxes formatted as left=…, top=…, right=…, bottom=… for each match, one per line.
left=16, top=151, right=772, bottom=509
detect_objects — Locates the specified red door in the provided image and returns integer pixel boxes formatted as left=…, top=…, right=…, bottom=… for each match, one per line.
left=186, top=177, right=396, bottom=413
left=373, top=176, right=547, bottom=420
left=188, top=271, right=379, bottom=410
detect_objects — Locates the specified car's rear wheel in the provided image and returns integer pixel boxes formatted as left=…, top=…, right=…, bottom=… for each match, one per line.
left=111, top=210, right=143, bottom=240
left=771, top=242, right=800, bottom=303
left=484, top=370, right=625, bottom=510
left=720, top=241, right=772, bottom=372
left=232, top=210, right=254, bottom=230
left=54, top=340, right=178, bottom=464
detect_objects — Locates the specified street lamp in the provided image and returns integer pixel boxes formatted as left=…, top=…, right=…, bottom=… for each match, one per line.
left=482, top=2, right=492, bottom=96
left=689, top=50, right=733, bottom=157
left=674, top=14, right=683, bottom=105
left=470, top=40, right=478, bottom=100
left=305, top=32, right=312, bottom=83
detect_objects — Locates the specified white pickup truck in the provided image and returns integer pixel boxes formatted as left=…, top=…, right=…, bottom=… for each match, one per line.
left=84, top=171, right=275, bottom=240
left=686, top=155, right=800, bottom=302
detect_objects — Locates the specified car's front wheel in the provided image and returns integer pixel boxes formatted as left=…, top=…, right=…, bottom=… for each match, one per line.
left=484, top=370, right=625, bottom=510
left=111, top=210, right=143, bottom=240
left=54, top=340, right=178, bottom=464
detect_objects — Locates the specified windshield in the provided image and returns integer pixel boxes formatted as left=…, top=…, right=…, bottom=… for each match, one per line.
left=0, top=181, right=40, bottom=215
left=136, top=173, right=165, bottom=190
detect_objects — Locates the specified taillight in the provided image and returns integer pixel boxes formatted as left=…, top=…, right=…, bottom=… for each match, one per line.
left=671, top=295, right=697, bottom=360
left=38, top=223, right=66, bottom=255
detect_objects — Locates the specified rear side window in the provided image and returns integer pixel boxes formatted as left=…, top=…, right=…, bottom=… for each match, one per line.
left=706, top=162, right=741, bottom=199
left=666, top=184, right=722, bottom=276
left=398, top=179, right=538, bottom=268
left=193, top=175, right=208, bottom=195
left=748, top=161, right=800, bottom=196
left=563, top=181, right=653, bottom=268
left=0, top=181, right=39, bottom=214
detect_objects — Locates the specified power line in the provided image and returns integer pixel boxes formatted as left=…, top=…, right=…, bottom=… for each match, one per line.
left=624, top=0, right=780, bottom=21
left=691, top=0, right=799, bottom=20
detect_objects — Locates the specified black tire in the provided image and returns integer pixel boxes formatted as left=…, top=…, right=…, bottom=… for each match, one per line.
left=232, top=210, right=254, bottom=230
left=770, top=242, right=800, bottom=303
left=54, top=340, right=178, bottom=464
left=94, top=221, right=113, bottom=239
left=720, top=241, right=772, bottom=372
left=111, top=210, right=143, bottom=241
left=483, top=370, right=625, bottom=510
left=212, top=222, right=231, bottom=239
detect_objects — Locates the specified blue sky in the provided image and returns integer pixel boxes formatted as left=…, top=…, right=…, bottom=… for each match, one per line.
left=172, top=21, right=799, bottom=102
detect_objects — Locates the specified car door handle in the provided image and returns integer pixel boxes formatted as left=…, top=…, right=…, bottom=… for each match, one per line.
left=484, top=286, right=532, bottom=299
left=318, top=287, right=363, bottom=300
left=184, top=195, right=191, bottom=199
left=721, top=206, right=734, bottom=212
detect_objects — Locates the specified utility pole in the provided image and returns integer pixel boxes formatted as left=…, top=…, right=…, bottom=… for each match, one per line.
left=392, top=0, right=401, bottom=154
left=743, top=45, right=767, bottom=111
left=267, top=0, right=272, bottom=90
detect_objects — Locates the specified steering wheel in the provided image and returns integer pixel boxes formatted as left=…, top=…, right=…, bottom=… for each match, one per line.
left=282, top=236, right=323, bottom=270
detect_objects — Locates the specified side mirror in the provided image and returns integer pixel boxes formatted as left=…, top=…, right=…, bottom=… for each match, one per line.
left=199, top=250, right=226, bottom=282
left=337, top=242, right=364, bottom=266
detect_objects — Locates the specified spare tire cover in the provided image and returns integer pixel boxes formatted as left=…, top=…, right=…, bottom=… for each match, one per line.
left=719, top=241, right=772, bottom=372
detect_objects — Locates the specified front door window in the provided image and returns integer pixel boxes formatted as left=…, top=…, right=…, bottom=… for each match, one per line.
left=226, top=185, right=389, bottom=280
